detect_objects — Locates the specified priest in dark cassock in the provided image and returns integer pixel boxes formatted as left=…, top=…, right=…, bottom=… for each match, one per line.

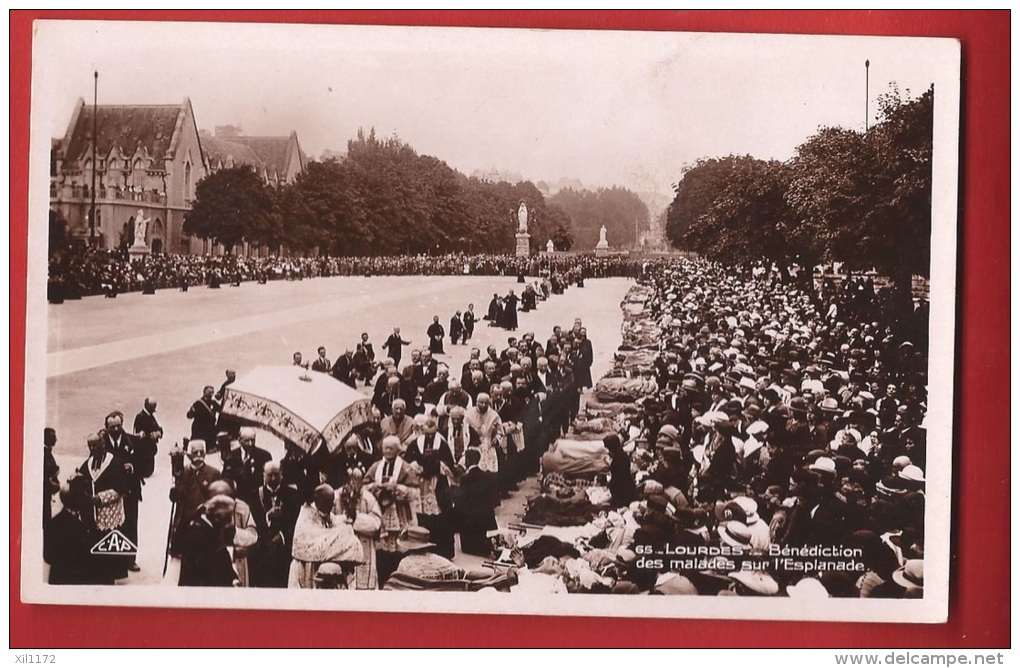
left=71, top=433, right=131, bottom=582
left=457, top=449, right=499, bottom=556
left=502, top=290, right=519, bottom=331
left=427, top=316, right=446, bottom=355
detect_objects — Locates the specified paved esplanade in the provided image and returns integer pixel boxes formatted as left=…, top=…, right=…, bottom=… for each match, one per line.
left=43, top=274, right=632, bottom=583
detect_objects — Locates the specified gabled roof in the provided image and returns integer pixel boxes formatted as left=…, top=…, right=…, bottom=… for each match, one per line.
left=227, top=134, right=301, bottom=180
left=62, top=102, right=184, bottom=166
left=201, top=135, right=266, bottom=171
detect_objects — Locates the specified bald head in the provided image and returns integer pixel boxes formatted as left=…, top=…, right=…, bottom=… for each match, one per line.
left=208, top=480, right=235, bottom=497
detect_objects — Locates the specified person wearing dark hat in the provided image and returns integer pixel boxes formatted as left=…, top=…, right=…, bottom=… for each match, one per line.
left=782, top=396, right=811, bottom=455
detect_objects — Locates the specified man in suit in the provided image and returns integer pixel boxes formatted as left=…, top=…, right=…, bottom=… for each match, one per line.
left=449, top=311, right=465, bottom=347
left=414, top=350, right=439, bottom=389
left=324, top=434, right=376, bottom=487
left=331, top=349, right=357, bottom=388
left=382, top=327, right=411, bottom=368
left=170, top=439, right=222, bottom=533
left=187, top=385, right=221, bottom=449
left=457, top=449, right=499, bottom=556
left=439, top=405, right=480, bottom=464
left=423, top=365, right=451, bottom=406
left=573, top=328, right=595, bottom=389
left=311, top=346, right=332, bottom=373
left=250, top=462, right=301, bottom=588
left=531, top=356, right=560, bottom=395
left=462, top=304, right=476, bottom=343
left=43, top=428, right=59, bottom=529
left=359, top=332, right=377, bottom=384
left=280, top=439, right=318, bottom=503
left=461, top=349, right=482, bottom=382
left=375, top=375, right=408, bottom=417
left=223, top=427, right=273, bottom=508
left=103, top=411, right=145, bottom=572
left=133, top=397, right=163, bottom=466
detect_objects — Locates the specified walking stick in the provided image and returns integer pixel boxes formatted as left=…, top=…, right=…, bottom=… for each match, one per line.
left=164, top=442, right=185, bottom=577
left=162, top=498, right=177, bottom=577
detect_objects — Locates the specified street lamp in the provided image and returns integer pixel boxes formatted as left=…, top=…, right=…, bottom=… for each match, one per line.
left=89, top=70, right=98, bottom=245
left=864, top=60, right=870, bottom=132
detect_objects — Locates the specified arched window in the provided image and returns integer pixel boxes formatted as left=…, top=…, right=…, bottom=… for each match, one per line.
left=185, top=161, right=192, bottom=200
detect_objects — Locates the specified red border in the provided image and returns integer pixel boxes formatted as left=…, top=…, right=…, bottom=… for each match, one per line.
left=10, top=11, right=1009, bottom=648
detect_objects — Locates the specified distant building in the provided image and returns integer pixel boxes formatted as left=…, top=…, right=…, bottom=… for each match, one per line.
left=50, top=101, right=306, bottom=255
left=470, top=167, right=524, bottom=184
left=202, top=128, right=306, bottom=186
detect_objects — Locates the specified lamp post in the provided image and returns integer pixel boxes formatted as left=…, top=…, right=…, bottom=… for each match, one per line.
left=864, top=60, right=870, bottom=132
left=89, top=70, right=98, bottom=245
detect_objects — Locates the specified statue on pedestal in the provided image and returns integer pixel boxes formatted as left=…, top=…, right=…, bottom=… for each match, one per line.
left=594, top=224, right=610, bottom=255
left=546, top=239, right=555, bottom=252
left=517, top=202, right=529, bottom=234
left=133, top=209, right=150, bottom=247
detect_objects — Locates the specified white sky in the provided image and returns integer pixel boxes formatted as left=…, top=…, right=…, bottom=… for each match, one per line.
left=32, top=20, right=955, bottom=200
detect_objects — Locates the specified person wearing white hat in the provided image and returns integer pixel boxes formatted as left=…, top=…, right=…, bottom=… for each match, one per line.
left=786, top=576, right=830, bottom=599
left=731, top=496, right=771, bottom=550
left=892, top=559, right=924, bottom=598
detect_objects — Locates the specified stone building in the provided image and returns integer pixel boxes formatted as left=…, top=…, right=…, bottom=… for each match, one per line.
left=49, top=98, right=207, bottom=254
left=49, top=99, right=305, bottom=255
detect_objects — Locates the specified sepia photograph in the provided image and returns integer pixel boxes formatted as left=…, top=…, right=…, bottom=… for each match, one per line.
left=22, top=18, right=961, bottom=623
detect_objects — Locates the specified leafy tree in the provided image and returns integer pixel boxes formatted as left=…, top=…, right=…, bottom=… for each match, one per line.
left=184, top=166, right=276, bottom=253
left=550, top=221, right=574, bottom=251
left=666, top=83, right=933, bottom=299
left=548, top=186, right=649, bottom=249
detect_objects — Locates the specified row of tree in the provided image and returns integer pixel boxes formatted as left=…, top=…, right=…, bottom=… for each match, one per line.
left=665, top=85, right=934, bottom=294
left=548, top=186, right=650, bottom=250
left=184, top=129, right=651, bottom=256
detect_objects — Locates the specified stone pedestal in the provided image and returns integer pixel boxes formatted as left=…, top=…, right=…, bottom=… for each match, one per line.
left=128, top=243, right=150, bottom=261
left=594, top=240, right=610, bottom=257
left=515, top=233, right=531, bottom=257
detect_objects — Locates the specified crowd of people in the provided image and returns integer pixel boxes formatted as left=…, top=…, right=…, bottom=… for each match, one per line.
left=47, top=245, right=641, bottom=301
left=43, top=254, right=931, bottom=599
left=505, top=258, right=929, bottom=597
